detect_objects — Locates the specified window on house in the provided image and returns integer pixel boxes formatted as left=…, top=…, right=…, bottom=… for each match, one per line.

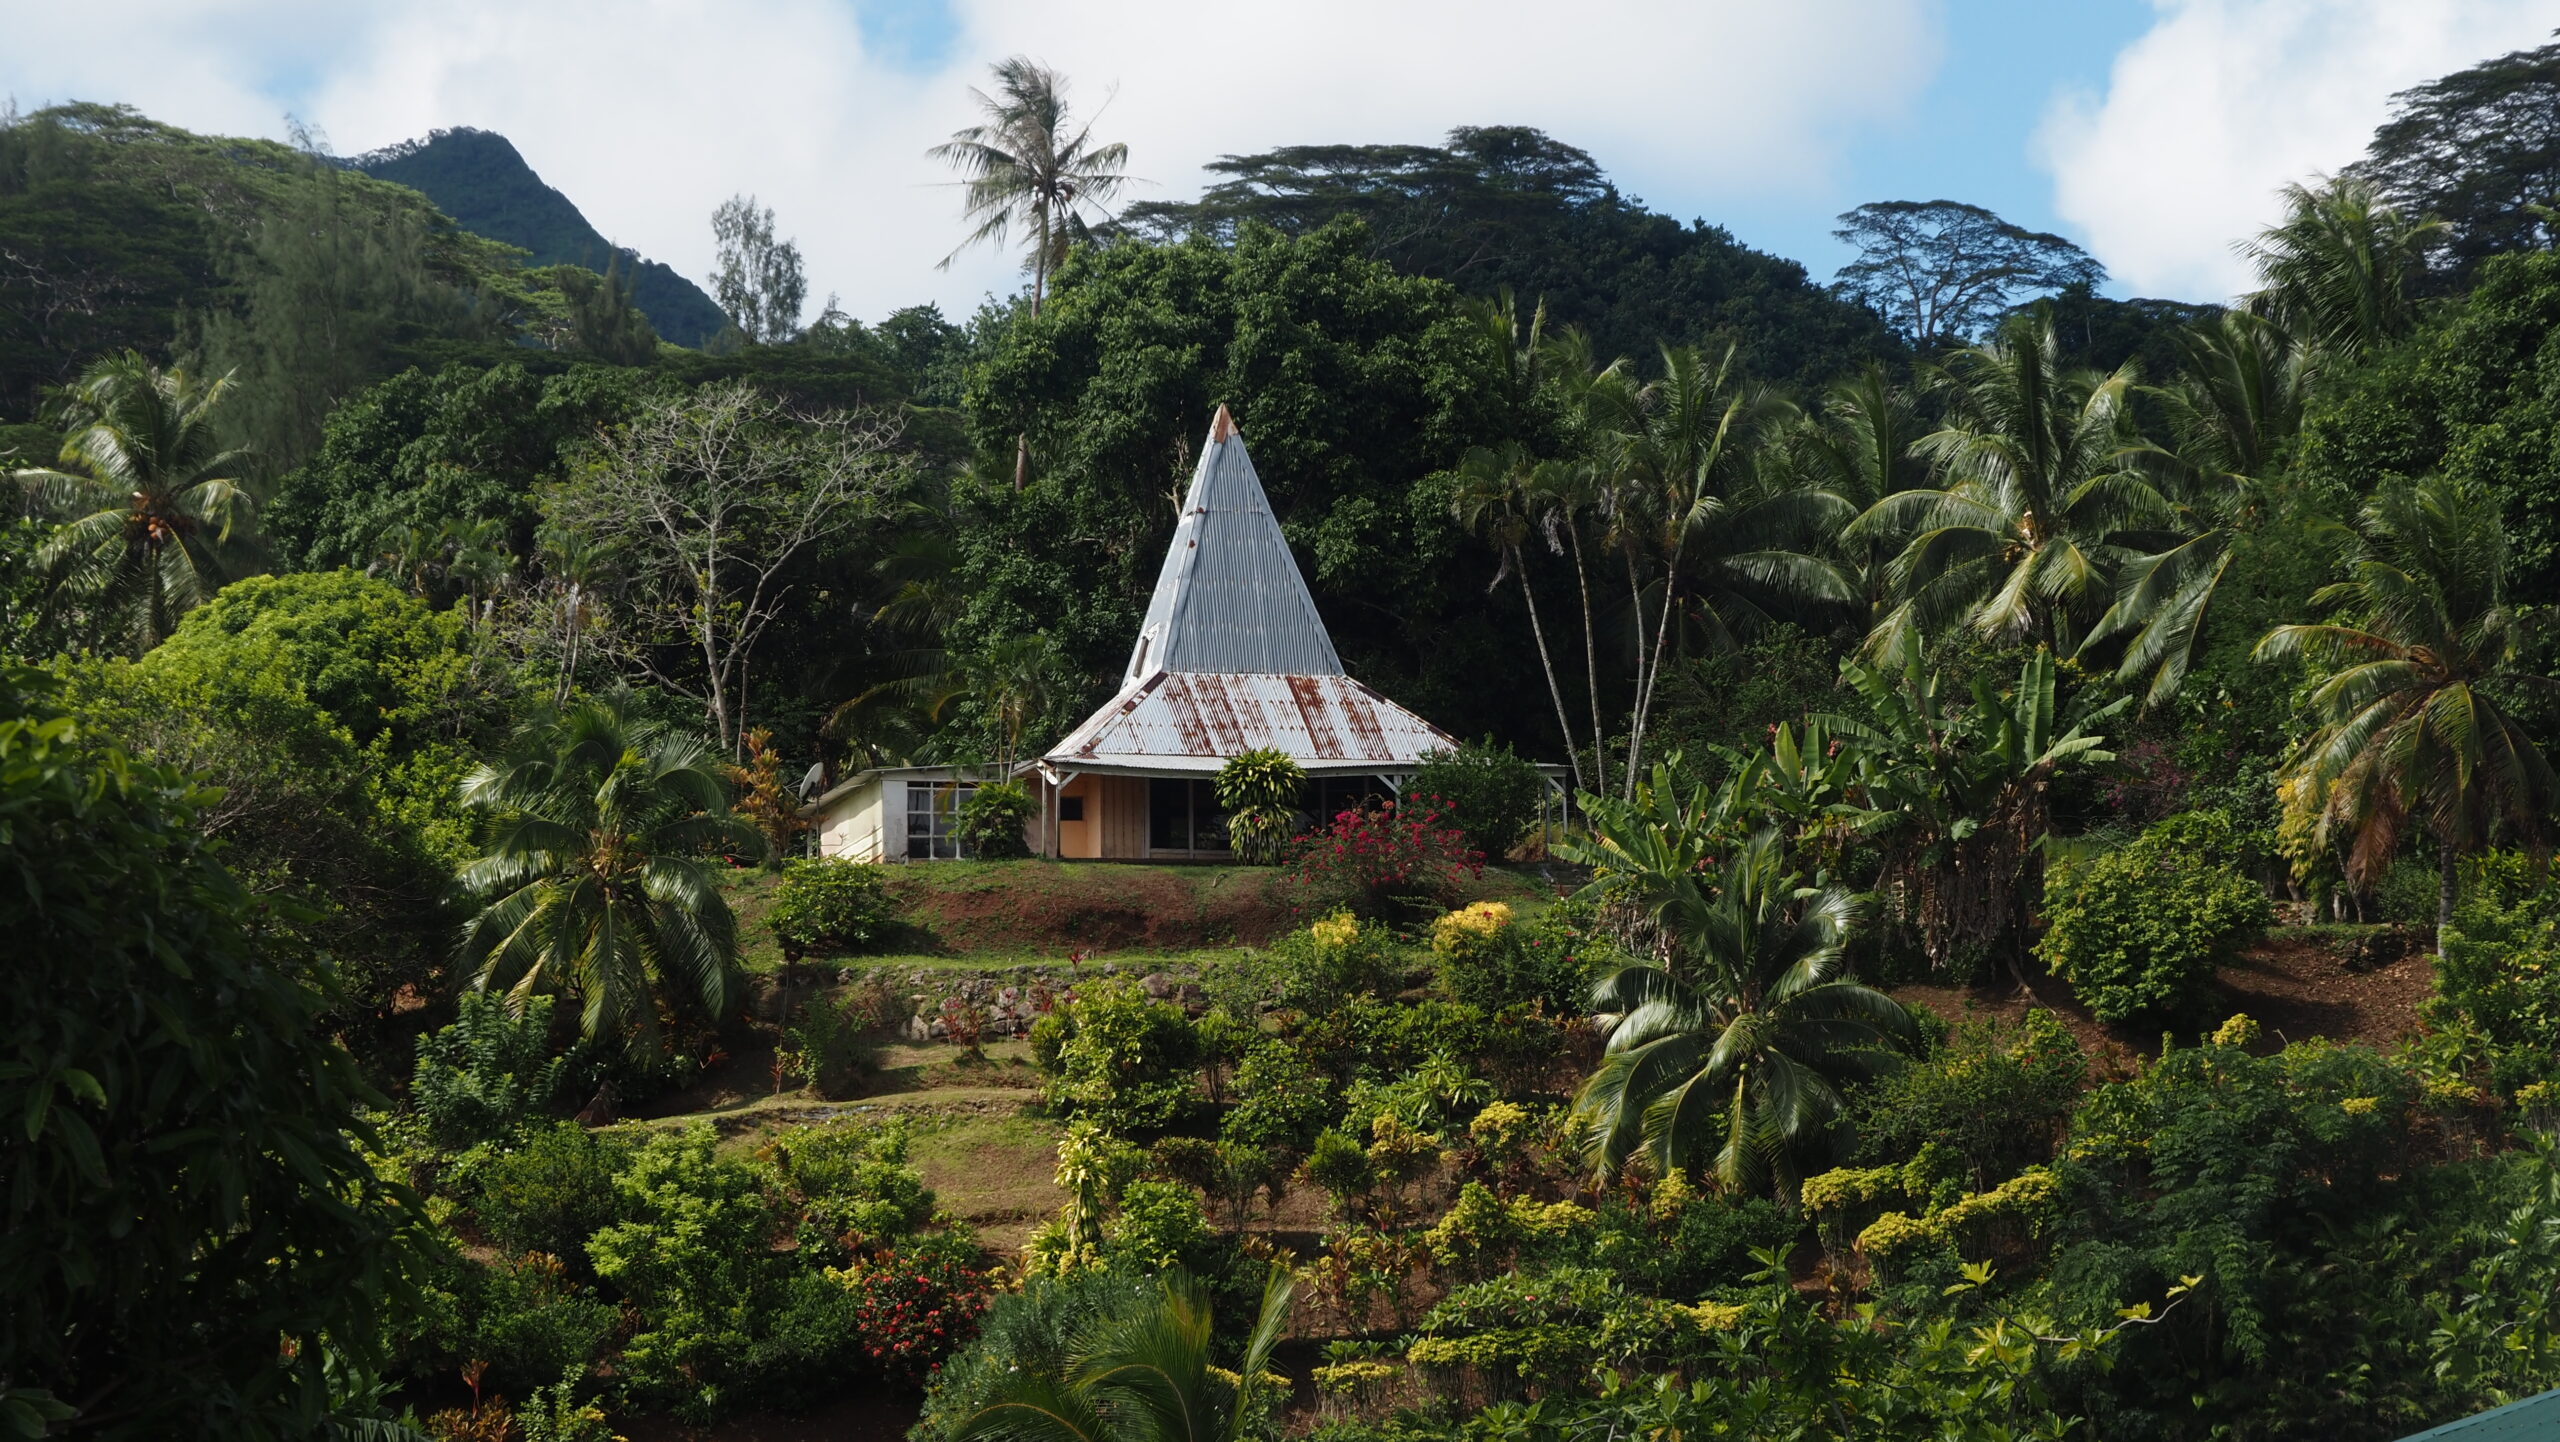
left=1147, top=778, right=1229, bottom=853
left=1309, top=776, right=1394, bottom=824
left=1058, top=796, right=1085, bottom=822
left=905, top=781, right=975, bottom=860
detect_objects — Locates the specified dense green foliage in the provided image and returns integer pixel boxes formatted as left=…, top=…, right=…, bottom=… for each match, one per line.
left=2433, top=859, right=2560, bottom=1094
left=1408, top=741, right=1546, bottom=860
left=1031, top=983, right=1204, bottom=1136
left=265, top=359, right=646, bottom=570
left=398, top=1118, right=985, bottom=1423
left=2295, top=248, right=2560, bottom=598
left=0, top=667, right=426, bottom=1439
left=412, top=993, right=570, bottom=1149
left=56, top=570, right=491, bottom=1029
left=769, top=856, right=901, bottom=957
left=1121, top=126, right=1898, bottom=386
left=16, top=46, right=2560, bottom=1440
left=956, top=779, right=1037, bottom=858
left=2040, top=811, right=2274, bottom=1022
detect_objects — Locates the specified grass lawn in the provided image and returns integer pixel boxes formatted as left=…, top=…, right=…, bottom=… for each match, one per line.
left=722, top=858, right=1561, bottom=973
left=773, top=946, right=1259, bottom=978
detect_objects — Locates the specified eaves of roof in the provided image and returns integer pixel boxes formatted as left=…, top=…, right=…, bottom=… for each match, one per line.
left=1043, top=670, right=1459, bottom=773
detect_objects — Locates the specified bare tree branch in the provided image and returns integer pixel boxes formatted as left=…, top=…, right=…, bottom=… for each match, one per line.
left=553, top=383, right=904, bottom=752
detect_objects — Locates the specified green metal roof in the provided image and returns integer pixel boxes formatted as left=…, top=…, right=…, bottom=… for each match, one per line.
left=2399, top=1388, right=2560, bottom=1440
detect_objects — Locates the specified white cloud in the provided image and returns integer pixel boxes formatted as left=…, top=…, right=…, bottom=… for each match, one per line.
left=2038, top=0, right=2557, bottom=302
left=0, top=0, right=1941, bottom=321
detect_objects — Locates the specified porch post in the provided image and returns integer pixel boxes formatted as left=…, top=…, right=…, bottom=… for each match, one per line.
left=1036, top=762, right=1062, bottom=860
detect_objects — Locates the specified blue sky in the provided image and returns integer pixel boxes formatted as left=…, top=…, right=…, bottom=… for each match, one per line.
left=1740, top=0, right=2157, bottom=290
left=3, top=1, right=2552, bottom=317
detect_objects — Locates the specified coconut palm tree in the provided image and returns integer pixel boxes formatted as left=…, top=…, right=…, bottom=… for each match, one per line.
left=1610, top=344, right=1849, bottom=798
left=2083, top=311, right=2318, bottom=705
left=1764, top=364, right=1923, bottom=622
left=2255, top=473, right=2557, bottom=927
left=1452, top=442, right=1584, bottom=791
left=2242, top=177, right=2444, bottom=363
left=951, top=1270, right=1294, bottom=1442
left=12, top=351, right=248, bottom=653
left=1536, top=328, right=1637, bottom=796
left=1565, top=827, right=1914, bottom=1197
left=1851, top=316, right=2172, bottom=661
left=455, top=698, right=765, bottom=1052
left=931, top=57, right=1130, bottom=488
left=931, top=56, right=1131, bottom=318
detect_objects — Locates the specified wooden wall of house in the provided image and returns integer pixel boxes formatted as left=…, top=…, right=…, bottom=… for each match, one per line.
left=1054, top=776, right=1098, bottom=859
left=1097, top=776, right=1148, bottom=859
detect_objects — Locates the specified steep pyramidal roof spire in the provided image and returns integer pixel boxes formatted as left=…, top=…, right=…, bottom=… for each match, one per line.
left=1123, top=407, right=1343, bottom=683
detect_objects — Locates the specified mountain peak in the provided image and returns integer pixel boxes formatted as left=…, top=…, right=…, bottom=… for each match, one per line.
left=353, top=128, right=726, bottom=347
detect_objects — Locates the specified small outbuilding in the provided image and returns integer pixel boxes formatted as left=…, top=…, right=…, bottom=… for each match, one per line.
left=806, top=765, right=1009, bottom=863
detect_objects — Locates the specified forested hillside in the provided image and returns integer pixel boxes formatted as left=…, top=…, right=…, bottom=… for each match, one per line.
left=352, top=128, right=731, bottom=346
left=10, top=32, right=2560, bottom=1442
left=0, top=104, right=529, bottom=460
left=1122, top=126, right=1902, bottom=387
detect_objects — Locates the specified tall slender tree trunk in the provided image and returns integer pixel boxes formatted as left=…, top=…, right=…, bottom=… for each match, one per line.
left=2438, top=838, right=2460, bottom=936
left=1015, top=212, right=1049, bottom=492
left=1568, top=524, right=1604, bottom=800
left=557, top=583, right=583, bottom=707
left=1622, top=545, right=1649, bottom=799
left=1624, top=539, right=1686, bottom=801
left=1514, top=548, right=1584, bottom=793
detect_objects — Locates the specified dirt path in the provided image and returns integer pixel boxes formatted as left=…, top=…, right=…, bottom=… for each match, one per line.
left=1887, top=926, right=2436, bottom=1073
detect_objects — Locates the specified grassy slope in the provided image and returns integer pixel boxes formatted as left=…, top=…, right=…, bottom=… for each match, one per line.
left=721, top=858, right=1559, bottom=973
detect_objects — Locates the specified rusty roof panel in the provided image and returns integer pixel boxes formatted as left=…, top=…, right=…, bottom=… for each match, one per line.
left=1044, top=672, right=1457, bottom=774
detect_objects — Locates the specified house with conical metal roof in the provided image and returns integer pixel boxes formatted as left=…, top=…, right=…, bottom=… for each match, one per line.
left=807, top=407, right=1504, bottom=862
left=1030, top=406, right=1469, bottom=859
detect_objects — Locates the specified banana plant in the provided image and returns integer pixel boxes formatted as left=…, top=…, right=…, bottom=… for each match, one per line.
left=1820, top=642, right=2124, bottom=977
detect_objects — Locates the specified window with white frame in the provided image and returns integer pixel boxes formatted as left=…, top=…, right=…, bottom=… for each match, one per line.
left=904, top=781, right=976, bottom=860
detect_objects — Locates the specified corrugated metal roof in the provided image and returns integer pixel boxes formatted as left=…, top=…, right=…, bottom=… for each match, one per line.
left=1123, top=405, right=1343, bottom=684
left=1047, top=671, right=1458, bottom=775
left=2398, top=1389, right=2560, bottom=1440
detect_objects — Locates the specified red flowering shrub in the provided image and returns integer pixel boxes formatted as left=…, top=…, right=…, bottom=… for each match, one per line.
left=1288, top=795, right=1484, bottom=918
left=835, top=1231, right=990, bottom=1384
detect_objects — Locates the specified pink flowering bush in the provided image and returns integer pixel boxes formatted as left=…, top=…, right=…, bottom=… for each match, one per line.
left=1288, top=795, right=1483, bottom=919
